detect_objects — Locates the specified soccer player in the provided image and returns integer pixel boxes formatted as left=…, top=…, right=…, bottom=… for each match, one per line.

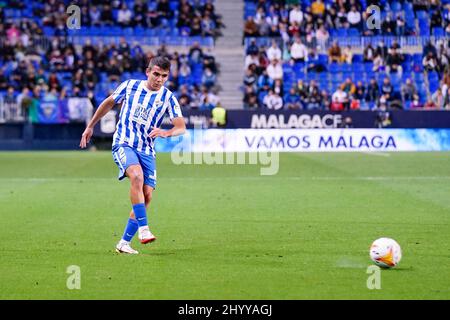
left=79, top=56, right=186, bottom=254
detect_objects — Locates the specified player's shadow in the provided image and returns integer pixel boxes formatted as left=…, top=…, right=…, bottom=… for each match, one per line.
left=381, top=266, right=414, bottom=271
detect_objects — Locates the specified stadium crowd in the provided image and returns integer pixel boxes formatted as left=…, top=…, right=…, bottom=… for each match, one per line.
left=1, top=37, right=220, bottom=115
left=2, top=0, right=224, bottom=38
left=243, top=38, right=450, bottom=110
left=244, top=0, right=450, bottom=38
left=242, top=0, right=450, bottom=111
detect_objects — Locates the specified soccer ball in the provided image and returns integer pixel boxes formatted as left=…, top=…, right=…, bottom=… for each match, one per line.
left=369, top=237, right=402, bottom=268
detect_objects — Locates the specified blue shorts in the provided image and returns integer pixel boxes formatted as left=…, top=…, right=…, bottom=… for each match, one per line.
left=112, top=145, right=157, bottom=188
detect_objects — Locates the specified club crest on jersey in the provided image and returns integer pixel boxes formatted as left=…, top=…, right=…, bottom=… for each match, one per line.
left=154, top=100, right=163, bottom=108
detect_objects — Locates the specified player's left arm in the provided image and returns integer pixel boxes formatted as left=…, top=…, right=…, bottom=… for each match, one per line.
left=149, top=93, right=186, bottom=139
left=149, top=117, right=186, bottom=138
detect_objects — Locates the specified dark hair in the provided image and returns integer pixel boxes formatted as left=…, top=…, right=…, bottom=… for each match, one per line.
left=147, top=56, right=171, bottom=71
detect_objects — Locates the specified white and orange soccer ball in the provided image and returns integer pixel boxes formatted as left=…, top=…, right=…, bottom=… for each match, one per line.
left=369, top=237, right=402, bottom=268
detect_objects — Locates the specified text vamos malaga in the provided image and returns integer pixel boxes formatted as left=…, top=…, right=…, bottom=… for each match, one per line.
left=245, top=135, right=397, bottom=150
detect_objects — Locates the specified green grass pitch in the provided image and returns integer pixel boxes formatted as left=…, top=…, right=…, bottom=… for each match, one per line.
left=0, top=151, right=449, bottom=299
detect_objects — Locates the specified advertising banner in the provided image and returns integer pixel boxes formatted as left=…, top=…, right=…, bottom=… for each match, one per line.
left=155, top=129, right=450, bottom=152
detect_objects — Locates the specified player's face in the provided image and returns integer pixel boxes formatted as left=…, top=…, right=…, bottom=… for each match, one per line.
left=146, top=65, right=169, bottom=91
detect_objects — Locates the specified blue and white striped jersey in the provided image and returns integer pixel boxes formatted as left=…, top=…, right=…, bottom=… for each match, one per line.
left=111, top=79, right=182, bottom=156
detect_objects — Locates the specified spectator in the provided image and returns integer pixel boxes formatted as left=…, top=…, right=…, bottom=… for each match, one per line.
left=341, top=45, right=353, bottom=64
left=306, top=48, right=326, bottom=72
left=375, top=41, right=388, bottom=61
left=246, top=39, right=259, bottom=56
left=366, top=78, right=380, bottom=102
left=156, top=0, right=173, bottom=26
left=243, top=86, right=259, bottom=109
left=190, top=17, right=203, bottom=36
left=257, top=69, right=273, bottom=93
left=331, top=87, right=348, bottom=111
left=386, top=49, right=404, bottom=75
left=288, top=21, right=301, bottom=38
left=202, top=67, right=216, bottom=89
left=265, top=5, right=279, bottom=29
left=177, top=85, right=191, bottom=107
left=244, top=16, right=259, bottom=37
left=0, top=69, right=9, bottom=91
left=284, top=87, right=302, bottom=110
left=363, top=44, right=375, bottom=62
left=326, top=7, right=338, bottom=29
left=254, top=6, right=266, bottom=26
left=188, top=42, right=203, bottom=64
left=432, top=88, right=445, bottom=109
left=243, top=68, right=257, bottom=90
left=273, top=79, right=283, bottom=97
left=307, top=81, right=322, bottom=110
left=266, top=40, right=282, bottom=62
left=430, top=10, right=443, bottom=31
left=328, top=41, right=342, bottom=63
left=340, top=116, right=354, bottom=128
left=17, top=87, right=32, bottom=119
left=353, top=81, right=366, bottom=101
left=336, top=6, right=349, bottom=28
left=201, top=12, right=216, bottom=37
left=266, top=58, right=283, bottom=81
left=444, top=87, right=450, bottom=109
left=341, top=78, right=356, bottom=96
left=101, top=4, right=115, bottom=26
left=423, top=41, right=438, bottom=59
left=396, top=13, right=406, bottom=36
left=381, top=77, right=393, bottom=101
left=6, top=23, right=20, bottom=46
left=190, top=85, right=202, bottom=109
left=401, top=79, right=418, bottom=102
left=200, top=94, right=215, bottom=111
left=133, top=0, right=148, bottom=27
left=105, top=58, right=122, bottom=82
left=375, top=103, right=391, bottom=128
left=381, top=13, right=396, bottom=35
left=424, top=99, right=437, bottom=109
left=289, top=4, right=303, bottom=26
left=347, top=6, right=362, bottom=30
left=321, top=90, right=330, bottom=109
left=311, top=0, right=325, bottom=18
left=315, top=25, right=329, bottom=47
left=423, top=52, right=439, bottom=72
left=290, top=37, right=308, bottom=63
left=48, top=72, right=61, bottom=92
left=373, top=54, right=385, bottom=72
left=258, top=47, right=270, bottom=73
left=263, top=89, right=283, bottom=110
left=245, top=52, right=259, bottom=69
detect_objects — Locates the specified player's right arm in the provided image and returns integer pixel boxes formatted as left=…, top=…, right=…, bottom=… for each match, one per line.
left=80, top=80, right=129, bottom=148
left=79, top=95, right=116, bottom=148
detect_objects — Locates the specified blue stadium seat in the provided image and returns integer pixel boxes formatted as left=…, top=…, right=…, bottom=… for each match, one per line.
left=364, top=63, right=374, bottom=73
left=433, top=27, right=445, bottom=37
left=352, top=55, right=363, bottom=63
left=353, top=63, right=364, bottom=73
left=337, top=29, right=348, bottom=37
left=419, top=20, right=430, bottom=36
left=416, top=11, right=429, bottom=20
left=391, top=1, right=402, bottom=12
left=348, top=28, right=360, bottom=37
left=329, top=63, right=339, bottom=73
left=342, top=64, right=352, bottom=73
left=318, top=54, right=328, bottom=64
